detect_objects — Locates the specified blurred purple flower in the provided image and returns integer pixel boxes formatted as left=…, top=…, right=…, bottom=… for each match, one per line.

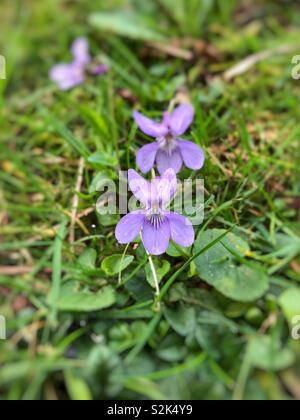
left=90, top=64, right=109, bottom=76
left=115, top=169, right=195, bottom=256
left=133, top=104, right=205, bottom=175
left=49, top=38, right=107, bottom=90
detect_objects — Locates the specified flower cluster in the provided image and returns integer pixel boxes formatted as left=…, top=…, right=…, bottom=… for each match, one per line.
left=116, top=104, right=205, bottom=255
left=49, top=39, right=205, bottom=255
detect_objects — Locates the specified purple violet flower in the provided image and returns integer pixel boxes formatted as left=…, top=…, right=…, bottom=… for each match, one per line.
left=115, top=169, right=195, bottom=256
left=49, top=38, right=107, bottom=90
left=133, top=104, right=205, bottom=175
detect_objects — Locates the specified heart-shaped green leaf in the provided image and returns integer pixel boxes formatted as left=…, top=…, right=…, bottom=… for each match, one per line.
left=78, top=248, right=97, bottom=270
left=57, top=285, right=116, bottom=312
left=247, top=336, right=295, bottom=371
left=193, top=229, right=269, bottom=302
left=101, top=255, right=134, bottom=277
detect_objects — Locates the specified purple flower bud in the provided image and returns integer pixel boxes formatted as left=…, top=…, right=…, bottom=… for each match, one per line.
left=90, top=64, right=108, bottom=76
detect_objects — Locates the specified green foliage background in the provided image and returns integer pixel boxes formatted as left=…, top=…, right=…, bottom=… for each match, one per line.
left=0, top=0, right=300, bottom=400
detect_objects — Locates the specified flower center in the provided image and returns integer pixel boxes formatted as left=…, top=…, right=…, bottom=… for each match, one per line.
left=165, top=133, right=174, bottom=143
left=146, top=206, right=165, bottom=229
left=157, top=133, right=176, bottom=155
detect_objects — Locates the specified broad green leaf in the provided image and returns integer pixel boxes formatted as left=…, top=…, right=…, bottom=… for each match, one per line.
left=164, top=304, right=196, bottom=336
left=101, top=255, right=134, bottom=277
left=166, top=242, right=182, bottom=257
left=195, top=229, right=250, bottom=261
left=78, top=248, right=97, bottom=269
left=213, top=265, right=269, bottom=302
left=125, top=275, right=153, bottom=302
left=89, top=12, right=165, bottom=42
left=194, top=229, right=269, bottom=302
left=247, top=336, right=295, bottom=371
left=279, top=288, right=300, bottom=325
left=167, top=242, right=190, bottom=257
left=145, top=259, right=171, bottom=288
left=157, top=335, right=187, bottom=362
left=88, top=151, right=118, bottom=168
left=57, top=285, right=116, bottom=312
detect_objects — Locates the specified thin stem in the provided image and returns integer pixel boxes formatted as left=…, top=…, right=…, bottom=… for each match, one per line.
left=118, top=243, right=130, bottom=286
left=117, top=256, right=148, bottom=288
left=147, top=252, right=160, bottom=296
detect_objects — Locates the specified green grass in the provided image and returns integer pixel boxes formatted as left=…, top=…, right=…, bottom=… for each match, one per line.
left=0, top=0, right=300, bottom=401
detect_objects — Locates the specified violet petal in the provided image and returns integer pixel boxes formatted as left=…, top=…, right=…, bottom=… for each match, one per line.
left=167, top=212, right=195, bottom=247
left=169, top=104, right=194, bottom=136
left=128, top=169, right=151, bottom=207
left=71, top=37, right=91, bottom=66
left=115, top=211, right=145, bottom=244
left=49, top=63, right=84, bottom=91
left=156, top=148, right=183, bottom=175
left=177, top=140, right=205, bottom=170
left=162, top=111, right=171, bottom=126
left=142, top=219, right=171, bottom=255
left=133, top=111, right=168, bottom=138
left=137, top=142, right=159, bottom=174
left=152, top=168, right=177, bottom=206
